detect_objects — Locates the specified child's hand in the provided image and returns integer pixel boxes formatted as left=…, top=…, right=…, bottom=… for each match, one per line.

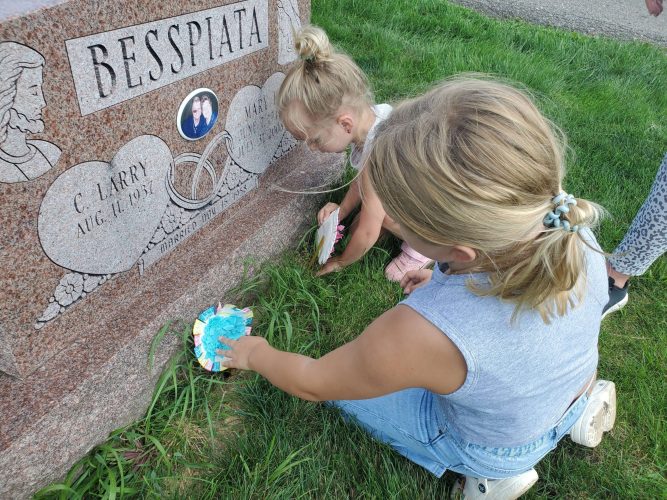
left=401, top=269, right=433, bottom=294
left=217, top=335, right=268, bottom=371
left=318, top=202, right=340, bottom=225
left=646, top=0, right=663, bottom=16
left=316, top=256, right=344, bottom=276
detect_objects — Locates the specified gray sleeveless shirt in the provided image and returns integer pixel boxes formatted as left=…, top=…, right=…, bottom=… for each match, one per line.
left=401, top=230, right=608, bottom=447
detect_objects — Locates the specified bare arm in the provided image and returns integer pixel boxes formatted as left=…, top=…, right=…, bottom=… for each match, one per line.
left=219, top=305, right=467, bottom=401
left=338, top=177, right=362, bottom=220
left=337, top=201, right=384, bottom=266
left=646, top=0, right=663, bottom=16
left=318, top=172, right=386, bottom=275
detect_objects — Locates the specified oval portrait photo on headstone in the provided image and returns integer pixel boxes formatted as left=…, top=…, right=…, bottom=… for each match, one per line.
left=177, top=88, right=219, bottom=141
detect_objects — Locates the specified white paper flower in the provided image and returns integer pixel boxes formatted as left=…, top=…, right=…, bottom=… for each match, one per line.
left=316, top=208, right=341, bottom=265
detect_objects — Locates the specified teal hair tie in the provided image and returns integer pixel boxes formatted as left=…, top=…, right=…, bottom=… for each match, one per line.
left=543, top=211, right=560, bottom=226
left=551, top=193, right=568, bottom=204
left=544, top=192, right=579, bottom=233
left=561, top=220, right=579, bottom=233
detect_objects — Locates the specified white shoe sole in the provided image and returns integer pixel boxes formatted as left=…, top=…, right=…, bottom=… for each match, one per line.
left=602, top=294, right=628, bottom=319
left=451, top=468, right=538, bottom=500
left=569, top=380, right=616, bottom=447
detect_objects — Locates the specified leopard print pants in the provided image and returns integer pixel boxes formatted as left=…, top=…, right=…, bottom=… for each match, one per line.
left=609, top=152, right=667, bottom=276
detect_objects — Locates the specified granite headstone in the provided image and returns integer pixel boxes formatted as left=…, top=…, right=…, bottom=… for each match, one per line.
left=0, top=1, right=343, bottom=497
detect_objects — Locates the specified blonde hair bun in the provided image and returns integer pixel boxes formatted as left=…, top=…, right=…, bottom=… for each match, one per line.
left=277, top=25, right=372, bottom=124
left=294, top=25, right=333, bottom=63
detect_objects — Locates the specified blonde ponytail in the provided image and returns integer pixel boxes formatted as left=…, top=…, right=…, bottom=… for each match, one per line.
left=366, top=76, right=604, bottom=322
left=475, top=195, right=603, bottom=322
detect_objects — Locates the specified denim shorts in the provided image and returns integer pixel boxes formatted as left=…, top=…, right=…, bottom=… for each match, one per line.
left=331, top=387, right=589, bottom=479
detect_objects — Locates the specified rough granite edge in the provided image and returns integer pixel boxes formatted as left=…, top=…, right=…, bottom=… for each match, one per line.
left=0, top=190, right=329, bottom=499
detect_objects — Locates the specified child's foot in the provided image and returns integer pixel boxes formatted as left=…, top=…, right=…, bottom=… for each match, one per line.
left=602, top=277, right=629, bottom=319
left=385, top=243, right=432, bottom=282
left=451, top=468, right=538, bottom=499
left=569, top=380, right=616, bottom=447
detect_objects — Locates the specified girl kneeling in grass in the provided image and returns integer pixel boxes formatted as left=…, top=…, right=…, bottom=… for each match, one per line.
left=219, top=77, right=616, bottom=499
left=278, top=25, right=431, bottom=280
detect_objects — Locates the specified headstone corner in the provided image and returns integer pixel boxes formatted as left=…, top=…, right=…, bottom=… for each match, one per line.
left=0, top=0, right=340, bottom=497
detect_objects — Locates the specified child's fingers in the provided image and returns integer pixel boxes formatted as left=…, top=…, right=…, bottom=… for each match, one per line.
left=400, top=270, right=419, bottom=288
left=316, top=260, right=341, bottom=276
left=402, top=269, right=432, bottom=294
left=218, top=336, right=237, bottom=348
left=220, top=357, right=235, bottom=369
left=318, top=208, right=330, bottom=224
left=315, top=266, right=329, bottom=276
left=317, top=203, right=339, bottom=224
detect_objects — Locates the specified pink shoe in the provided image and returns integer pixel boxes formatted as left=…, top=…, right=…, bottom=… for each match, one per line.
left=385, top=243, right=432, bottom=282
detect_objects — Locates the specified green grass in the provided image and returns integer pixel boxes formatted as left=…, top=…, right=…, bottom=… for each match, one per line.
left=36, top=1, right=666, bottom=498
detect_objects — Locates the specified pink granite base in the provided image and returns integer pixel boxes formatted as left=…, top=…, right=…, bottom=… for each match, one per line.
left=0, top=146, right=343, bottom=499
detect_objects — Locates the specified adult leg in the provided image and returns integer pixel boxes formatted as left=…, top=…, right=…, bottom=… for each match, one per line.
left=609, top=153, right=667, bottom=278
left=605, top=153, right=667, bottom=316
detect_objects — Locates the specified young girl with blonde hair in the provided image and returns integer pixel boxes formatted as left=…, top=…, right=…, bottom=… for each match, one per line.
left=277, top=25, right=431, bottom=280
left=220, top=77, right=616, bottom=499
